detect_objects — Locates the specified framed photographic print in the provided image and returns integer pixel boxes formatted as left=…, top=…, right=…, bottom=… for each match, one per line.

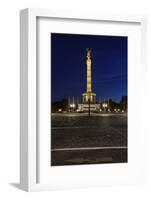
left=20, top=8, right=147, bottom=191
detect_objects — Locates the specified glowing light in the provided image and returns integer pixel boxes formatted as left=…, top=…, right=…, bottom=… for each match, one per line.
left=102, top=103, right=108, bottom=108
left=70, top=104, right=75, bottom=108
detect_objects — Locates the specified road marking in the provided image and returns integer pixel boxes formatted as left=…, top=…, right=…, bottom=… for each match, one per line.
left=52, top=125, right=126, bottom=130
left=52, top=113, right=127, bottom=117
left=52, top=126, right=96, bottom=130
left=52, top=146, right=127, bottom=151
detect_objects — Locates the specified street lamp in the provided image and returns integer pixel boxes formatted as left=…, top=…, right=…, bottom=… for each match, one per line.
left=102, top=102, right=108, bottom=112
left=70, top=103, right=76, bottom=112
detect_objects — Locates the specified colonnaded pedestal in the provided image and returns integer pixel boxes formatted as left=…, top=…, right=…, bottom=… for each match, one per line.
left=78, top=48, right=100, bottom=112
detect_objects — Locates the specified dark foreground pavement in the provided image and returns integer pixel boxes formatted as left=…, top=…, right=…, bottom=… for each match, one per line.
left=51, top=113, right=127, bottom=166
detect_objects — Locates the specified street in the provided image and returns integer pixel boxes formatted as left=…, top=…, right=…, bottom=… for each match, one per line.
left=51, top=113, right=127, bottom=166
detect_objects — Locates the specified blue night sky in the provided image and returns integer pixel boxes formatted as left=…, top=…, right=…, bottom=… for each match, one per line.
left=51, top=33, right=127, bottom=103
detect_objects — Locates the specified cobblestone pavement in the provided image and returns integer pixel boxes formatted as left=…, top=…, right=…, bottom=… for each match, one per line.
left=51, top=113, right=127, bottom=166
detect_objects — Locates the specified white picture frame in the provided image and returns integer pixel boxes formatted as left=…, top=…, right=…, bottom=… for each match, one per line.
left=20, top=8, right=147, bottom=192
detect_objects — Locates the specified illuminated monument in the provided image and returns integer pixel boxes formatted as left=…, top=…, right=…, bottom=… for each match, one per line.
left=78, top=48, right=100, bottom=112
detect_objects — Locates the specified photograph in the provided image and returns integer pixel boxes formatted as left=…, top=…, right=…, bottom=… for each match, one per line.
left=51, top=33, right=128, bottom=166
